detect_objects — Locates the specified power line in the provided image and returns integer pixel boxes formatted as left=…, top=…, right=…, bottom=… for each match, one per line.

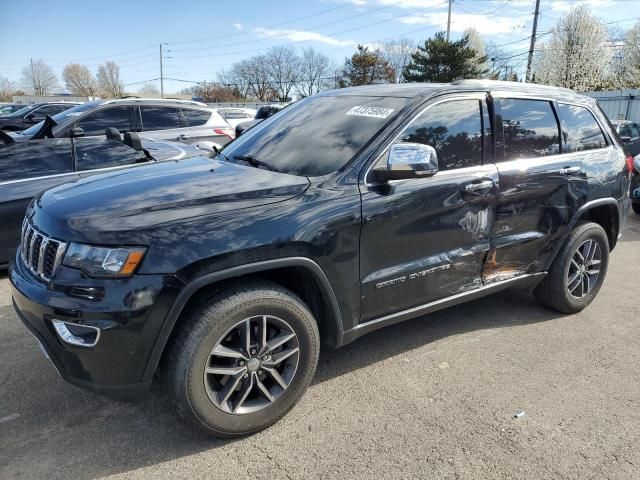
left=169, top=5, right=391, bottom=54
left=167, top=3, right=352, bottom=46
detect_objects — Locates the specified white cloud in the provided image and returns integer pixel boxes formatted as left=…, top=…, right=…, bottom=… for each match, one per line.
left=253, top=27, right=357, bottom=47
left=349, top=0, right=367, bottom=5
left=232, top=23, right=243, bottom=31
left=550, top=0, right=617, bottom=12
left=397, top=12, right=525, bottom=35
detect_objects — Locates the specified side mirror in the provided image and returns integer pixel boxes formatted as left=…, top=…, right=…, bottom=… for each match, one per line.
left=372, top=142, right=439, bottom=182
left=69, top=127, right=85, bottom=138
left=25, top=113, right=37, bottom=123
left=620, top=136, right=632, bottom=144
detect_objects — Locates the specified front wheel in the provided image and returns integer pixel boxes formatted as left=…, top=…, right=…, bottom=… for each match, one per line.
left=164, top=280, right=320, bottom=437
left=534, top=222, right=609, bottom=314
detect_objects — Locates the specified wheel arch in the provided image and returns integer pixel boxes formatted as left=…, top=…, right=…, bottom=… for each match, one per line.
left=142, top=257, right=345, bottom=381
left=543, top=197, right=621, bottom=272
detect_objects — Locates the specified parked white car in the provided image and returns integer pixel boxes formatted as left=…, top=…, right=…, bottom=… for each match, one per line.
left=214, top=107, right=257, bottom=128
left=16, top=98, right=236, bottom=152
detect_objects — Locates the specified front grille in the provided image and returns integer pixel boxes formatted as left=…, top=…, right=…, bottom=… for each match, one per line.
left=20, top=220, right=67, bottom=283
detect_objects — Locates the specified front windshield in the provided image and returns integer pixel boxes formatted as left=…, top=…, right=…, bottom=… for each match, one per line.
left=222, top=95, right=410, bottom=177
left=6, top=105, right=34, bottom=117
left=20, top=102, right=98, bottom=135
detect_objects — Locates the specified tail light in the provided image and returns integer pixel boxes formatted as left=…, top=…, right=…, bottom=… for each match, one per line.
left=626, top=154, right=634, bottom=175
left=214, top=127, right=235, bottom=140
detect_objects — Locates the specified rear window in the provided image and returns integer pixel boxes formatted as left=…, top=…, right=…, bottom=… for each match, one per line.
left=182, top=108, right=211, bottom=127
left=222, top=95, right=410, bottom=177
left=141, top=106, right=183, bottom=131
left=557, top=103, right=607, bottom=152
left=500, top=99, right=560, bottom=160
left=0, top=139, right=72, bottom=181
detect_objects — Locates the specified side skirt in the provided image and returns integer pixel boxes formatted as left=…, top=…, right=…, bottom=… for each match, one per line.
left=341, top=272, right=546, bottom=345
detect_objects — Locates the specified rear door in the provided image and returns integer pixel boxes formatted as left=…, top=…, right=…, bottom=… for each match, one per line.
left=487, top=95, right=594, bottom=282
left=139, top=105, right=186, bottom=142
left=359, top=93, right=498, bottom=321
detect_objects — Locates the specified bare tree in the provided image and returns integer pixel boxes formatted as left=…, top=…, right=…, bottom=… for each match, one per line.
left=379, top=38, right=415, bottom=83
left=618, top=21, right=640, bottom=88
left=533, top=6, right=611, bottom=91
left=219, top=66, right=251, bottom=98
left=62, top=63, right=96, bottom=95
left=265, top=46, right=301, bottom=101
left=296, top=47, right=335, bottom=97
left=464, top=28, right=489, bottom=77
left=21, top=59, right=58, bottom=95
left=244, top=56, right=274, bottom=101
left=0, top=76, right=16, bottom=102
left=97, top=61, right=124, bottom=98
left=137, top=82, right=160, bottom=95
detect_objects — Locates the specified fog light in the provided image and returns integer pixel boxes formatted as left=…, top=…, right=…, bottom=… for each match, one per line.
left=52, top=320, right=101, bottom=347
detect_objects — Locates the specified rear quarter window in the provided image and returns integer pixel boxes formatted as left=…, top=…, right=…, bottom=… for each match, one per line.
left=182, top=108, right=212, bottom=127
left=557, top=103, right=607, bottom=152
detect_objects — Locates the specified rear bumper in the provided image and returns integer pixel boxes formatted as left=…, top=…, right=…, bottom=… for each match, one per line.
left=10, top=254, right=183, bottom=401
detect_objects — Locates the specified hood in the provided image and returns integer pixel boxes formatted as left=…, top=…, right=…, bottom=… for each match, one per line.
left=30, top=156, right=310, bottom=242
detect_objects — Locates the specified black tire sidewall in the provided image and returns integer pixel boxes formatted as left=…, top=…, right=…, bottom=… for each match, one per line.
left=556, top=224, right=609, bottom=311
left=181, top=291, right=319, bottom=436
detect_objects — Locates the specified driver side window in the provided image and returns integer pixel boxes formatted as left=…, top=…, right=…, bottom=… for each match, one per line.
left=395, top=99, right=484, bottom=171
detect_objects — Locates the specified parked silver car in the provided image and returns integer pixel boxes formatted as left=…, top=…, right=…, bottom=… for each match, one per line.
left=15, top=98, right=235, bottom=151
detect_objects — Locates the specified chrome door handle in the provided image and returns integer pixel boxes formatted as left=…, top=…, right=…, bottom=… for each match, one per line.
left=465, top=180, right=494, bottom=192
left=178, top=134, right=190, bottom=141
left=559, top=166, right=581, bottom=175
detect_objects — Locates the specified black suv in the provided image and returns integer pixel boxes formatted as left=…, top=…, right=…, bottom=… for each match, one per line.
left=0, top=102, right=79, bottom=131
left=10, top=81, right=631, bottom=437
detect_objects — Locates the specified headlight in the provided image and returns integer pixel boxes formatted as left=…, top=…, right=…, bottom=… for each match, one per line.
left=63, top=243, right=146, bottom=278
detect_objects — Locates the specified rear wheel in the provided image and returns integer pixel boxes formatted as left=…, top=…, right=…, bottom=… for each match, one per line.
left=164, top=280, right=320, bottom=437
left=534, top=222, right=609, bottom=313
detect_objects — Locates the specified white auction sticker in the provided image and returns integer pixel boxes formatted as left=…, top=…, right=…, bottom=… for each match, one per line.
left=345, top=106, right=394, bottom=119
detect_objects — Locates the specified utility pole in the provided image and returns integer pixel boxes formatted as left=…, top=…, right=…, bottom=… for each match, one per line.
left=525, top=0, right=541, bottom=83
left=159, top=44, right=164, bottom=98
left=446, top=0, right=453, bottom=41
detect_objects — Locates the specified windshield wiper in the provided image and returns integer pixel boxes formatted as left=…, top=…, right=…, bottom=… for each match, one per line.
left=233, top=154, right=278, bottom=172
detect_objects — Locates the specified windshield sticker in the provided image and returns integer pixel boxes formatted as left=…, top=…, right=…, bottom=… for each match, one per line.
left=346, top=106, right=394, bottom=119
left=65, top=112, right=83, bottom=116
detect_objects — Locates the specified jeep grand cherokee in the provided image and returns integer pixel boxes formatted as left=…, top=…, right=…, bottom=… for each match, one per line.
left=10, top=80, right=631, bottom=437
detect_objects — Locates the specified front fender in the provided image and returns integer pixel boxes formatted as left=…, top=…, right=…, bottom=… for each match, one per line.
left=141, top=256, right=345, bottom=381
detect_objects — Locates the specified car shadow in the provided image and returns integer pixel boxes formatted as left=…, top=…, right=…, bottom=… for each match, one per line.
left=0, top=287, right=564, bottom=480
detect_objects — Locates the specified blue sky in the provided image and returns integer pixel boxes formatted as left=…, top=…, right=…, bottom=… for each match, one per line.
left=1, top=0, right=638, bottom=94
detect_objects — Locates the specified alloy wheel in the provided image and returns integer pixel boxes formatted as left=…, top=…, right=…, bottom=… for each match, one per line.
left=203, top=315, right=300, bottom=415
left=566, top=239, right=601, bottom=299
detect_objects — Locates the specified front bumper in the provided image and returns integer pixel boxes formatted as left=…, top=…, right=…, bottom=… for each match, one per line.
left=10, top=253, right=183, bottom=401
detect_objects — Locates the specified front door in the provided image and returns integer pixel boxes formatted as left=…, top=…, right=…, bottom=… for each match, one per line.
left=359, top=94, right=498, bottom=322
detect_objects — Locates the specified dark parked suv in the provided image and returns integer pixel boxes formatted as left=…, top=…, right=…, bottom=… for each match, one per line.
left=10, top=81, right=631, bottom=437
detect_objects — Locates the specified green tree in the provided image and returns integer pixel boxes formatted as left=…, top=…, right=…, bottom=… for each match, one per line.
left=339, top=45, right=394, bottom=87
left=403, top=31, right=488, bottom=83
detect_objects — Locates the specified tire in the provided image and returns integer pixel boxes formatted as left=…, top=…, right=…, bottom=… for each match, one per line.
left=164, top=280, right=320, bottom=437
left=534, top=221, right=609, bottom=314
left=632, top=202, right=640, bottom=215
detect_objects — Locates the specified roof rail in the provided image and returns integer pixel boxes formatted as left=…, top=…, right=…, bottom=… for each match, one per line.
left=451, top=79, right=575, bottom=94
left=101, top=98, right=208, bottom=106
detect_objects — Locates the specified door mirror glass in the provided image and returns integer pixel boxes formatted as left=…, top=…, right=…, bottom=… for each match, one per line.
left=380, top=142, right=438, bottom=181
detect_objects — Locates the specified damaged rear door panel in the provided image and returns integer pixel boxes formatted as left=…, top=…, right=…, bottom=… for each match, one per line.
left=359, top=94, right=499, bottom=321
left=486, top=95, right=589, bottom=283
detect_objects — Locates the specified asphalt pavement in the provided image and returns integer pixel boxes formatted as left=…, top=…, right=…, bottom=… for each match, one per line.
left=1, top=214, right=639, bottom=479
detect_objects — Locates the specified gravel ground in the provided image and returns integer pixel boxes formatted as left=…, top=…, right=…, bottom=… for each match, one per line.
left=1, top=214, right=639, bottom=480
